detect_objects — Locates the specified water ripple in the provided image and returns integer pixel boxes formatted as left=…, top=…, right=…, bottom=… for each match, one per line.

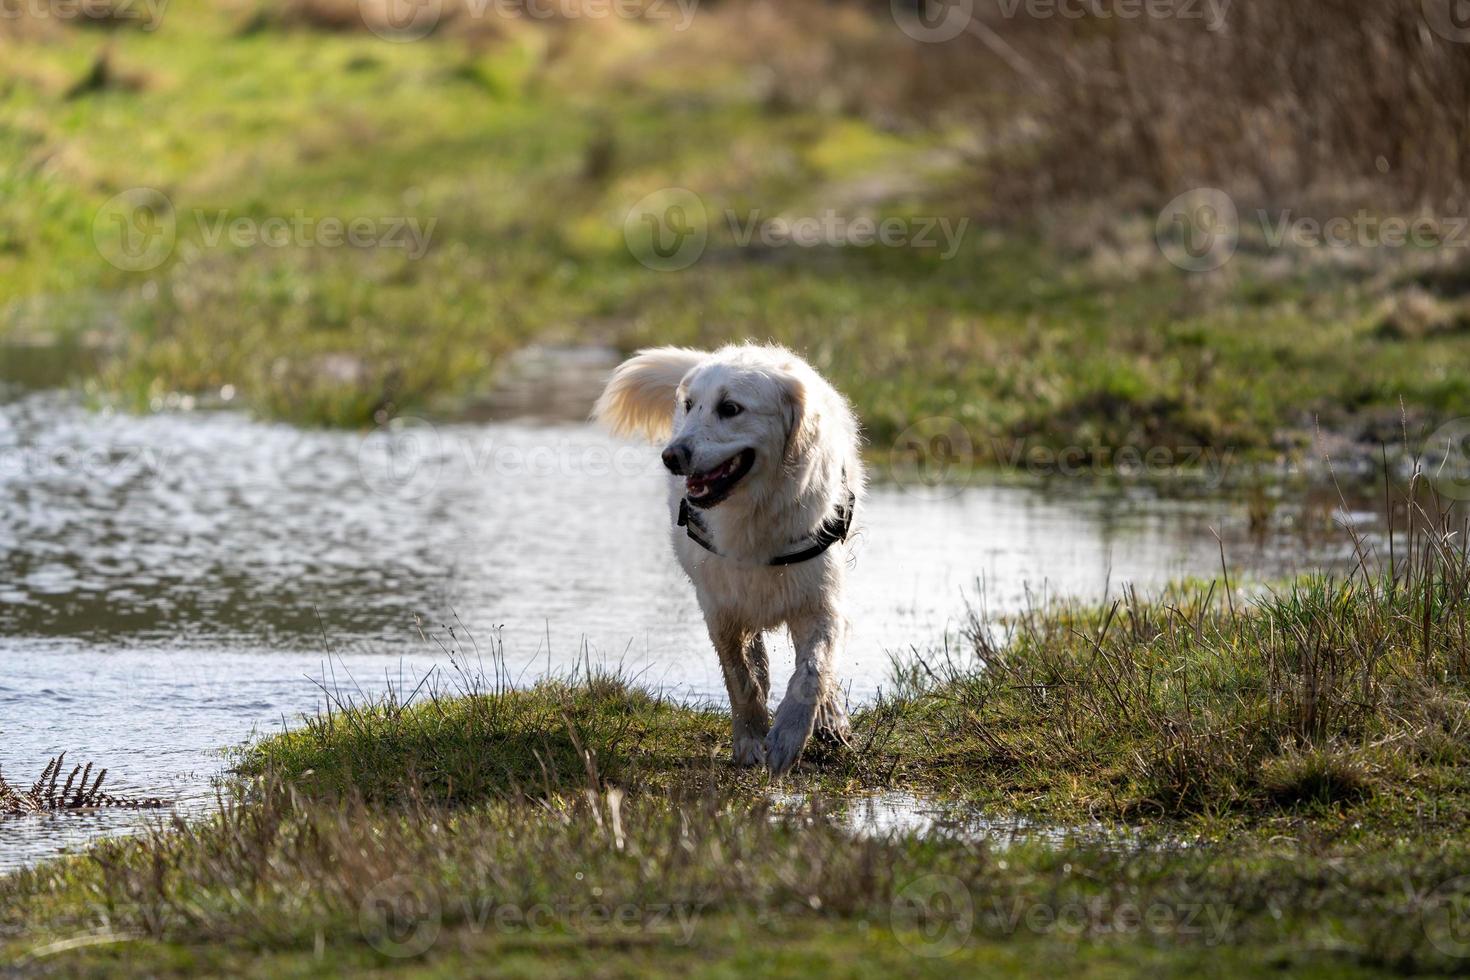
left=0, top=390, right=1364, bottom=871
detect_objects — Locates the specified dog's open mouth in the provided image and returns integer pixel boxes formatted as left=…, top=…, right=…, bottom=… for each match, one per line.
left=685, top=448, right=755, bottom=508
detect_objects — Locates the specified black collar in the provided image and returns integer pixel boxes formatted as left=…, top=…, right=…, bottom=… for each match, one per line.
left=676, top=477, right=856, bottom=567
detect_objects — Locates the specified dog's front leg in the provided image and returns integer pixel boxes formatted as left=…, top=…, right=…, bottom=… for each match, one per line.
left=765, top=610, right=841, bottom=777
left=711, top=618, right=770, bottom=767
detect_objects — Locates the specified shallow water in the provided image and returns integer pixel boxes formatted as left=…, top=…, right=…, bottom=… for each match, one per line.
left=772, top=791, right=1141, bottom=850
left=0, top=387, right=1371, bottom=871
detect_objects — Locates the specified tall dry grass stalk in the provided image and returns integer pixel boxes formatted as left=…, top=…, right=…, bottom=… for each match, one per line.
left=698, top=1, right=1469, bottom=220
left=981, top=0, right=1470, bottom=216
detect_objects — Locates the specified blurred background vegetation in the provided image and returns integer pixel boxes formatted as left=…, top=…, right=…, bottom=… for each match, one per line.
left=1, top=0, right=1467, bottom=464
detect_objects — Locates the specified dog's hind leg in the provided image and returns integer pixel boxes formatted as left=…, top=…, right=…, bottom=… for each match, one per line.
left=712, top=619, right=770, bottom=767
left=765, top=610, right=841, bottom=777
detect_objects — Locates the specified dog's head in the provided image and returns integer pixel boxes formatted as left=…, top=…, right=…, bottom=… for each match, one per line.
left=661, top=353, right=815, bottom=510
left=593, top=344, right=822, bottom=510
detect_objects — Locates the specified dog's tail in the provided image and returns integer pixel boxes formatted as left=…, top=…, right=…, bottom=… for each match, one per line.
left=593, top=346, right=706, bottom=441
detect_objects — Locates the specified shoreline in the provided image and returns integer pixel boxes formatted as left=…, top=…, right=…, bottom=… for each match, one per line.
left=4, top=509, right=1468, bottom=973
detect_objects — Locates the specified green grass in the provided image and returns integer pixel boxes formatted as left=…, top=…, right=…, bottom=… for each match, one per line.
left=3, top=904, right=1407, bottom=978
left=4, top=491, right=1468, bottom=976
left=3, top=4, right=1469, bottom=461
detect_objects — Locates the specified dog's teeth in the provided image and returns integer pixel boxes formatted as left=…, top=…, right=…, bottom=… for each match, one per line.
left=685, top=453, right=747, bottom=500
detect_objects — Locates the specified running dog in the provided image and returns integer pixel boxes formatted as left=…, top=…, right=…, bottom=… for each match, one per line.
left=594, top=343, right=863, bottom=776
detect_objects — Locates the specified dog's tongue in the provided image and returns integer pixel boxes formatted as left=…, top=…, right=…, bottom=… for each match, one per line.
left=687, top=455, right=738, bottom=496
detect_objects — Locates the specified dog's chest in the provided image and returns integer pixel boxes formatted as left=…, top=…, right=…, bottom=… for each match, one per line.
left=673, top=534, right=837, bottom=629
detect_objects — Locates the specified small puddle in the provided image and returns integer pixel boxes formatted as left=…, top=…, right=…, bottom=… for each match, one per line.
left=771, top=791, right=1138, bottom=849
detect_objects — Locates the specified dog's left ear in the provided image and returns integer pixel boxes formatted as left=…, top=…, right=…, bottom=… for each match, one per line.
left=779, top=368, right=818, bottom=464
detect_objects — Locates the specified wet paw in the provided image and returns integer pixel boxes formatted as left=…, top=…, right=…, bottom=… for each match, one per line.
left=763, top=724, right=810, bottom=778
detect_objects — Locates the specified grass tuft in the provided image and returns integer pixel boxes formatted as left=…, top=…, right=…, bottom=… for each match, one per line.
left=1259, top=746, right=1375, bottom=808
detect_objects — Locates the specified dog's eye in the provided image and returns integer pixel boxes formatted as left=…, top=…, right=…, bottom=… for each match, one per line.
left=716, top=400, right=743, bottom=419
left=683, top=398, right=693, bottom=412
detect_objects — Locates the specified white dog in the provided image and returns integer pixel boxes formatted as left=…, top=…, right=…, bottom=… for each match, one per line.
left=594, top=343, right=865, bottom=776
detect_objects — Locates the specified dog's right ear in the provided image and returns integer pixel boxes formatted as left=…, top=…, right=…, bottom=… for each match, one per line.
left=593, top=347, right=707, bottom=442
left=779, top=366, right=818, bottom=465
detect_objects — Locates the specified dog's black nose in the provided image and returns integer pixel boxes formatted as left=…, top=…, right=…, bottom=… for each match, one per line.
left=661, top=444, right=688, bottom=475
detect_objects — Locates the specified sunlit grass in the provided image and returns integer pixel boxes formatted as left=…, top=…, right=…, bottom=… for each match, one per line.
left=3, top=2, right=1468, bottom=453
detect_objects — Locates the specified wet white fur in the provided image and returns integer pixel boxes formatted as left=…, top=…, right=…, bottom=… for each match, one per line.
left=594, top=344, right=865, bottom=775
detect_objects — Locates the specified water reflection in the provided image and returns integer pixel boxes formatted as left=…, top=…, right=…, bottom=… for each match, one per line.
left=0, top=389, right=1369, bottom=870
left=772, top=791, right=1140, bottom=850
